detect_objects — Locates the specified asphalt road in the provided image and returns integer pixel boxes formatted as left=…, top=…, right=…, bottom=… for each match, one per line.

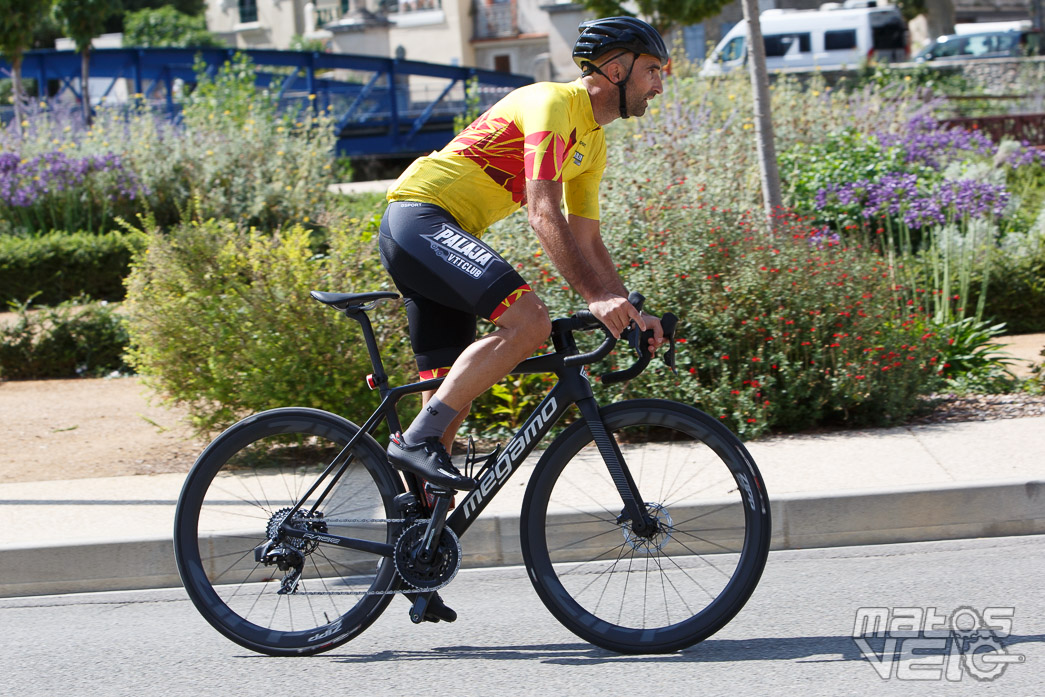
left=3, top=536, right=1043, bottom=696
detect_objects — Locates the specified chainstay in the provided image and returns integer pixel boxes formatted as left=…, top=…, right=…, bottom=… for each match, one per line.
left=281, top=517, right=449, bottom=595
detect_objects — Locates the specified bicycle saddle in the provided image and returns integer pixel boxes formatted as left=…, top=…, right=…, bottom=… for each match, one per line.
left=310, top=290, right=400, bottom=310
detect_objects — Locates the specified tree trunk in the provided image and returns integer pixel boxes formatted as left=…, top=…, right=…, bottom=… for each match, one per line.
left=741, top=0, right=783, bottom=231
left=12, top=54, right=25, bottom=137
left=924, top=0, right=956, bottom=40
left=81, top=47, right=92, bottom=125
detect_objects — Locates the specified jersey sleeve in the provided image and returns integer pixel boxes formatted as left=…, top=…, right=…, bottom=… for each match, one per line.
left=521, top=92, right=577, bottom=183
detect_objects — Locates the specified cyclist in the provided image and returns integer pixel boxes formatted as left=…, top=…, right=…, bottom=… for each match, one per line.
left=380, top=16, right=668, bottom=507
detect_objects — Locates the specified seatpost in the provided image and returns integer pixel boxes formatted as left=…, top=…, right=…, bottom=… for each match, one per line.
left=347, top=309, right=391, bottom=398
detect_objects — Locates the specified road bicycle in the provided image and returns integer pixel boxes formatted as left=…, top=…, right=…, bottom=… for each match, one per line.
left=173, top=289, right=771, bottom=655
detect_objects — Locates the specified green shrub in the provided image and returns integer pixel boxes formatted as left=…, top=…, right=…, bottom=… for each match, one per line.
left=123, top=216, right=410, bottom=436
left=971, top=227, right=1045, bottom=333
left=0, top=230, right=145, bottom=305
left=0, top=298, right=130, bottom=379
left=122, top=6, right=224, bottom=48
left=483, top=191, right=949, bottom=438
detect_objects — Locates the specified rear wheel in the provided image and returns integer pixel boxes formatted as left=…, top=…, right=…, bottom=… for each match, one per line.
left=173, top=408, right=403, bottom=656
left=521, top=399, right=771, bottom=654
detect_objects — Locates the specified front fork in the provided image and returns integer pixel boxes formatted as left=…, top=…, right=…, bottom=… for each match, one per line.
left=574, top=397, right=655, bottom=536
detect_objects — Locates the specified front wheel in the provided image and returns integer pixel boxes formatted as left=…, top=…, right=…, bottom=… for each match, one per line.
left=173, top=408, right=404, bottom=656
left=520, top=399, right=771, bottom=654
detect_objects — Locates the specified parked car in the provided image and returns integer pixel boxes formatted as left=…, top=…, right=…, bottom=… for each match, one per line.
left=700, top=0, right=908, bottom=76
left=913, top=29, right=1044, bottom=62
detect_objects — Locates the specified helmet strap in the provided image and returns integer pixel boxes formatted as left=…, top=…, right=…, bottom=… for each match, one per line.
left=582, top=51, right=637, bottom=120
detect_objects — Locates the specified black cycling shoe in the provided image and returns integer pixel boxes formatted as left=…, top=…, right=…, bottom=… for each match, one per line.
left=388, top=433, right=477, bottom=491
left=405, top=591, right=458, bottom=623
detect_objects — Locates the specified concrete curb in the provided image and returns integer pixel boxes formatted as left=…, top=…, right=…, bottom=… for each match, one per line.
left=2, top=478, right=1043, bottom=598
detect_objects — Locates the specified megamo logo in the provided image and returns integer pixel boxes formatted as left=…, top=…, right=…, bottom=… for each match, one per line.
left=461, top=397, right=558, bottom=519
left=423, top=226, right=495, bottom=279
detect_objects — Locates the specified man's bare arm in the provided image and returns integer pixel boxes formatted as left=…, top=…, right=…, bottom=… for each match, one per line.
left=570, top=212, right=666, bottom=354
left=526, top=178, right=642, bottom=338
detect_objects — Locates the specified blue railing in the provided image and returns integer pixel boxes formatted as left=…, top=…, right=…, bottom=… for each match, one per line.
left=1, top=47, right=532, bottom=156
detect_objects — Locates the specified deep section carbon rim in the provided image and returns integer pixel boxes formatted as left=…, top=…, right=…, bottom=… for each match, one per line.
left=521, top=400, right=771, bottom=654
left=173, top=408, right=403, bottom=656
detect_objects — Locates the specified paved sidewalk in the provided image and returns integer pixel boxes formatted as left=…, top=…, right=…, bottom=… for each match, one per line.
left=1, top=415, right=1042, bottom=597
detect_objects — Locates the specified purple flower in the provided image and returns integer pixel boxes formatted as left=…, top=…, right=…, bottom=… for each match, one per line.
left=877, top=114, right=995, bottom=171
left=817, top=175, right=1007, bottom=229
left=0, top=149, right=145, bottom=217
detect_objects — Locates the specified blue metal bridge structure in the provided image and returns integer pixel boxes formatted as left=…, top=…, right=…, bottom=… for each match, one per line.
left=1, top=47, right=533, bottom=157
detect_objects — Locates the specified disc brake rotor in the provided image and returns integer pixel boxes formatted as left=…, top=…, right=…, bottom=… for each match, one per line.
left=621, top=503, right=673, bottom=554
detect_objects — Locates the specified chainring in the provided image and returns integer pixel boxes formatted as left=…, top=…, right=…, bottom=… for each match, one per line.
left=393, top=521, right=461, bottom=591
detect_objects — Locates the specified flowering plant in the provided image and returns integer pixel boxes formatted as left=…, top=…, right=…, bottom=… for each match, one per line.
left=0, top=149, right=144, bottom=234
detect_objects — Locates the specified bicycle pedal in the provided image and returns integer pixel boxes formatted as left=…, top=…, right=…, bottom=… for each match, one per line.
left=406, top=592, right=457, bottom=624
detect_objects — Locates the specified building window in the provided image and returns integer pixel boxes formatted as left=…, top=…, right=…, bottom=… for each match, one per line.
left=494, top=54, right=511, bottom=73
left=239, top=0, right=258, bottom=23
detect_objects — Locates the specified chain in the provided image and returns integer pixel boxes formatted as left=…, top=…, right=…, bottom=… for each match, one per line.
left=292, top=588, right=404, bottom=596
left=280, top=517, right=435, bottom=596
left=312, top=517, right=409, bottom=526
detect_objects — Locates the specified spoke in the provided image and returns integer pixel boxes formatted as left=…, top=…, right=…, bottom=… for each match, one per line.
left=671, top=502, right=745, bottom=526
left=589, top=540, right=632, bottom=618
left=662, top=534, right=739, bottom=579
left=648, top=552, right=699, bottom=618
left=556, top=469, right=623, bottom=519
left=546, top=524, right=624, bottom=554
left=554, top=531, right=632, bottom=581
left=668, top=526, right=745, bottom=556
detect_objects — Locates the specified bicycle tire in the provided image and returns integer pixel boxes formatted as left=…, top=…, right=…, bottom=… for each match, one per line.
left=173, top=408, right=404, bottom=656
left=520, top=399, right=771, bottom=654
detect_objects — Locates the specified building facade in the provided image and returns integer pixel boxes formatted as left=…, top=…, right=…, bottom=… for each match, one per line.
left=204, top=0, right=1038, bottom=78
left=204, top=0, right=591, bottom=80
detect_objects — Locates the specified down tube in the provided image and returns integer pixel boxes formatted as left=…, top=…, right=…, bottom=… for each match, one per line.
left=446, top=382, right=577, bottom=538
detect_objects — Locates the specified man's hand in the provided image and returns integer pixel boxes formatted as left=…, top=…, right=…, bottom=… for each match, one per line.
left=588, top=295, right=643, bottom=339
left=640, top=311, right=666, bottom=357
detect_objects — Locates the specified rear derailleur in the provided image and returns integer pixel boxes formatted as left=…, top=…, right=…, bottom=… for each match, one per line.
left=253, top=507, right=328, bottom=594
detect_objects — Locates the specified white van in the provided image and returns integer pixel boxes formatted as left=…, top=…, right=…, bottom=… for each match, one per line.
left=700, top=1, right=908, bottom=76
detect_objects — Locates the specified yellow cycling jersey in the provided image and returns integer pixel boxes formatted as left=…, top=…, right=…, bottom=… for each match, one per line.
left=387, top=79, right=606, bottom=237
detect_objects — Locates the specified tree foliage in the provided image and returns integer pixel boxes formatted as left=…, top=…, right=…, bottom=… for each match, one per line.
left=54, top=0, right=122, bottom=53
left=0, top=0, right=54, bottom=132
left=0, top=0, right=53, bottom=59
left=123, top=6, right=224, bottom=48
left=578, top=0, right=733, bottom=34
left=892, top=0, right=926, bottom=22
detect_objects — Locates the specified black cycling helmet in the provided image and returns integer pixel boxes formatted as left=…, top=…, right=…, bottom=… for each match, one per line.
left=573, top=16, right=669, bottom=73
left=573, top=16, right=668, bottom=120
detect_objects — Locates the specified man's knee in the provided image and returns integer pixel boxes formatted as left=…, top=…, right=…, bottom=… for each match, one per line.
left=499, top=292, right=551, bottom=347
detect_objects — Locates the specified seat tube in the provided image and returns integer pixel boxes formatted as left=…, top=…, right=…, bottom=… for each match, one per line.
left=574, top=397, right=647, bottom=524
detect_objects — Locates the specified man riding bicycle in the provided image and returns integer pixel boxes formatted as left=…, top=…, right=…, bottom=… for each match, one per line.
left=380, top=16, right=669, bottom=541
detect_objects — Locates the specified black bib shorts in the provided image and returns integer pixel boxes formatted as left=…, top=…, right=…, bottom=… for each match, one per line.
left=379, top=201, right=531, bottom=377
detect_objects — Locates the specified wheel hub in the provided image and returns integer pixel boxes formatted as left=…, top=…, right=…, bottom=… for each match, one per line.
left=265, top=507, right=328, bottom=554
left=621, top=503, right=673, bottom=554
